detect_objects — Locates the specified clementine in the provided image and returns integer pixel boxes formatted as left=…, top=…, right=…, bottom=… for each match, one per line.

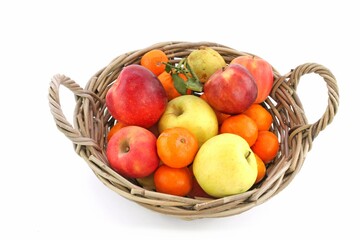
left=107, top=121, right=128, bottom=142
left=153, top=165, right=193, bottom=197
left=254, top=153, right=266, bottom=184
left=251, top=130, right=279, bottom=164
left=243, top=103, right=273, bottom=131
left=140, top=49, right=169, bottom=76
left=156, top=127, right=199, bottom=168
left=220, top=114, right=258, bottom=146
left=157, top=71, right=191, bottom=101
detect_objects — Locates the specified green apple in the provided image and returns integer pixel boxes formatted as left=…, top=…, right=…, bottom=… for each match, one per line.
left=193, top=133, right=257, bottom=198
left=158, top=95, right=218, bottom=146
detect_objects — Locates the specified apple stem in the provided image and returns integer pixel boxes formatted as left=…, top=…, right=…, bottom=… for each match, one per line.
left=245, top=151, right=251, bottom=159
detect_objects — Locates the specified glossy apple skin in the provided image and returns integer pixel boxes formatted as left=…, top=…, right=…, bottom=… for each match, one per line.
left=158, top=95, right=218, bottom=146
left=230, top=56, right=274, bottom=103
left=204, top=64, right=258, bottom=114
left=193, top=133, right=258, bottom=198
left=106, top=126, right=160, bottom=179
left=106, top=64, right=167, bottom=128
left=187, top=165, right=214, bottom=199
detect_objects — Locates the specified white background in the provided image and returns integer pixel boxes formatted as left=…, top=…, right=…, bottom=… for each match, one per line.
left=1, top=0, right=358, bottom=239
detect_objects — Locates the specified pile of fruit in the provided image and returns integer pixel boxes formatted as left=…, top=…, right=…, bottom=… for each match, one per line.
left=105, top=46, right=279, bottom=199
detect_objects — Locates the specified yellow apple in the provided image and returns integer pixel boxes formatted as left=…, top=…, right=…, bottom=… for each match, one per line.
left=193, top=133, right=258, bottom=198
left=158, top=95, right=218, bottom=146
left=136, top=172, right=156, bottom=191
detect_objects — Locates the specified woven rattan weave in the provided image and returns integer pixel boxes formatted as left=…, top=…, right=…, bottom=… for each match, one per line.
left=48, top=41, right=339, bottom=220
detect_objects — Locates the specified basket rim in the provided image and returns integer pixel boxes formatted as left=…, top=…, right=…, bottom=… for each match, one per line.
left=48, top=41, right=339, bottom=220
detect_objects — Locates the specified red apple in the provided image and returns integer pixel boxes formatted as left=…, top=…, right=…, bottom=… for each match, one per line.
left=106, top=125, right=160, bottom=178
left=187, top=165, right=213, bottom=199
left=106, top=64, right=167, bottom=128
left=203, top=64, right=258, bottom=114
left=230, top=56, right=274, bottom=103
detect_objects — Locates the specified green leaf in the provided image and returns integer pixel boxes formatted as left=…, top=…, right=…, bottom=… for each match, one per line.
left=184, top=61, right=203, bottom=92
left=165, top=62, right=172, bottom=73
left=186, top=79, right=203, bottom=92
left=172, top=74, right=188, bottom=95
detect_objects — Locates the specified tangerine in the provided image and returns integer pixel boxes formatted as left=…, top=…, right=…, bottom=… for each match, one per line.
left=140, top=49, right=169, bottom=76
left=156, top=127, right=199, bottom=168
left=157, top=71, right=191, bottom=101
left=220, top=114, right=258, bottom=146
left=251, top=130, right=279, bottom=164
left=254, top=153, right=266, bottom=184
left=153, top=165, right=193, bottom=197
left=107, top=121, right=128, bottom=142
left=243, top=103, right=273, bottom=131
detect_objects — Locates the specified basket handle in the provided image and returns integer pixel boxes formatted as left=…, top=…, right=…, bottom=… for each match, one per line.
left=287, top=63, right=339, bottom=143
left=48, top=74, right=101, bottom=149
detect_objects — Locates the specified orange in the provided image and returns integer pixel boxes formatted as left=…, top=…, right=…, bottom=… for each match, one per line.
left=251, top=130, right=279, bottom=164
left=220, top=114, right=258, bottom=146
left=254, top=153, right=266, bottom=184
left=158, top=71, right=191, bottom=101
left=243, top=103, right=273, bottom=131
left=140, top=49, right=169, bottom=76
left=156, top=127, right=199, bottom=168
left=107, top=121, right=128, bottom=141
left=153, top=165, right=193, bottom=196
left=200, top=93, right=231, bottom=125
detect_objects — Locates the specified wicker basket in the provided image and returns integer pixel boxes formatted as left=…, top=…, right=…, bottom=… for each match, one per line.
left=48, top=41, right=339, bottom=220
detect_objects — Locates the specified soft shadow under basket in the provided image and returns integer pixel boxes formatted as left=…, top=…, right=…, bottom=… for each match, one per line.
left=48, top=41, right=339, bottom=220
